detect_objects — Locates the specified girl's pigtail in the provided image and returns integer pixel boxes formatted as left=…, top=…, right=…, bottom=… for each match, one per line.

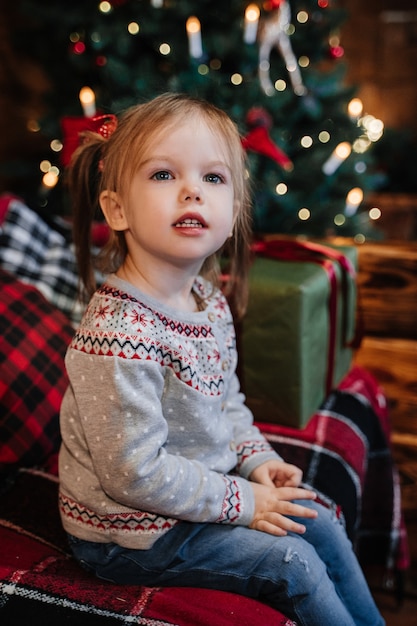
left=222, top=168, right=253, bottom=321
left=67, top=132, right=106, bottom=302
left=222, top=216, right=252, bottom=321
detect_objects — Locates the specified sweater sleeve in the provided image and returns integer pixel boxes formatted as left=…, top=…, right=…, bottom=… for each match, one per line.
left=224, top=372, right=284, bottom=479
left=63, top=349, right=255, bottom=526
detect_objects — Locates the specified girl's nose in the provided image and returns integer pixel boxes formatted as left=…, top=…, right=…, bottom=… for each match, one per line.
left=181, top=183, right=203, bottom=203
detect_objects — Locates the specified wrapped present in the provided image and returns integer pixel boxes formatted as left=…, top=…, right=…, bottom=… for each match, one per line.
left=241, top=238, right=358, bottom=428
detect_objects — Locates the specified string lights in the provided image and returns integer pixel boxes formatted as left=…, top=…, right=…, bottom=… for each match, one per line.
left=348, top=97, right=363, bottom=120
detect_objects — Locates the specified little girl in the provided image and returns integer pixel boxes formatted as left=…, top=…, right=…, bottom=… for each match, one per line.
left=59, top=92, right=384, bottom=626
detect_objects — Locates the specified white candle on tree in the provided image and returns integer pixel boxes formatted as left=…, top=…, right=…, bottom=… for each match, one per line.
left=186, top=17, right=203, bottom=59
left=345, top=187, right=363, bottom=216
left=244, top=4, right=260, bottom=44
left=79, top=87, right=96, bottom=117
left=322, top=142, right=351, bottom=175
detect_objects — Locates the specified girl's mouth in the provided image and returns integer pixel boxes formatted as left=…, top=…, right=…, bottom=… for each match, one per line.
left=175, top=218, right=204, bottom=228
left=173, top=214, right=208, bottom=228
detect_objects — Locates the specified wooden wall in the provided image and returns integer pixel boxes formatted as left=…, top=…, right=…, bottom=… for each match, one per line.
left=341, top=0, right=417, bottom=132
left=339, top=1, right=417, bottom=445
left=353, top=241, right=417, bottom=443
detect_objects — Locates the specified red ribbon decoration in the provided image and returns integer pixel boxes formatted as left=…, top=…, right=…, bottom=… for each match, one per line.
left=242, top=106, right=293, bottom=171
left=251, top=238, right=357, bottom=394
left=60, top=113, right=118, bottom=166
left=242, top=126, right=293, bottom=170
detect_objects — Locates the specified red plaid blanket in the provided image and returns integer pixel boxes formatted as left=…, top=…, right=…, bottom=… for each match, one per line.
left=262, top=366, right=409, bottom=575
left=0, top=471, right=292, bottom=626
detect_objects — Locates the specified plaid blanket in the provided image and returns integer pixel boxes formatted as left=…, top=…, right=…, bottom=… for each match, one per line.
left=0, top=270, right=74, bottom=477
left=0, top=194, right=83, bottom=325
left=0, top=470, right=293, bottom=626
left=262, top=366, right=409, bottom=575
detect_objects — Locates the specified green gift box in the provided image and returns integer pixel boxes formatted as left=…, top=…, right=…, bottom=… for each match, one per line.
left=241, top=240, right=358, bottom=428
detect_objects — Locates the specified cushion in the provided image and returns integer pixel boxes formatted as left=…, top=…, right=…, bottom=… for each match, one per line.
left=0, top=270, right=74, bottom=478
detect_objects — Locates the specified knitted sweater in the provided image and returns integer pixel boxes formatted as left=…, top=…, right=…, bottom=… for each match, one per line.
left=59, top=274, right=281, bottom=549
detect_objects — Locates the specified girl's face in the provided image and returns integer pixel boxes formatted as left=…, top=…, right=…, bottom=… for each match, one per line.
left=111, top=116, right=235, bottom=276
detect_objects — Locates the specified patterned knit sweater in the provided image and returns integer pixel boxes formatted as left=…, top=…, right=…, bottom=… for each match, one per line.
left=59, top=274, right=281, bottom=549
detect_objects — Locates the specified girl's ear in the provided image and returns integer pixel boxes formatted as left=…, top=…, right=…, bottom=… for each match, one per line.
left=99, top=190, right=128, bottom=231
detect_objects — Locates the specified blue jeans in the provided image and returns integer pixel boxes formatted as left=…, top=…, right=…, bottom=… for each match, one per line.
left=68, top=499, right=384, bottom=626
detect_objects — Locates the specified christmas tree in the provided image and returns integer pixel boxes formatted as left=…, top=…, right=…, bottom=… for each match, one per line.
left=11, top=0, right=384, bottom=238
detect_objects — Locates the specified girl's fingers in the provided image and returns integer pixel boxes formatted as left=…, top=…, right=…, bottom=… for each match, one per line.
left=253, top=513, right=307, bottom=536
left=276, top=500, right=319, bottom=519
left=275, top=486, right=317, bottom=502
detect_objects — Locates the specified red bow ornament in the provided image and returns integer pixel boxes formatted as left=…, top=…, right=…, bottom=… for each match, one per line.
left=60, top=114, right=118, bottom=166
left=242, top=107, right=293, bottom=171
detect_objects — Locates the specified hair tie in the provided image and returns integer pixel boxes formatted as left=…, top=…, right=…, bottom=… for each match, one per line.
left=90, top=114, right=118, bottom=139
left=61, top=113, right=118, bottom=166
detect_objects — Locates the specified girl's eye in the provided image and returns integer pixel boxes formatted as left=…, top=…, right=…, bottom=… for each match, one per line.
left=204, top=173, right=224, bottom=184
left=151, top=171, right=172, bottom=181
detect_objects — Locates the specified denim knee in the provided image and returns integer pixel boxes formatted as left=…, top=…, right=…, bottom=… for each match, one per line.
left=241, top=533, right=327, bottom=607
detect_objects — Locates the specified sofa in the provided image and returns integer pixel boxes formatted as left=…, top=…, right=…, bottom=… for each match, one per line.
left=0, top=195, right=408, bottom=625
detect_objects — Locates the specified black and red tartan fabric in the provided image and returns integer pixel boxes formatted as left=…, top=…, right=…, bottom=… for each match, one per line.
left=261, top=366, right=409, bottom=575
left=0, top=471, right=293, bottom=626
left=0, top=270, right=74, bottom=478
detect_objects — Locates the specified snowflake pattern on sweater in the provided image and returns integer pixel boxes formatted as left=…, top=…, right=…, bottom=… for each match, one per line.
left=71, top=282, right=234, bottom=396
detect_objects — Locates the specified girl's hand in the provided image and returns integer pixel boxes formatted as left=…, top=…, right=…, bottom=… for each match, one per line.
left=249, top=459, right=303, bottom=488
left=249, top=482, right=318, bottom=536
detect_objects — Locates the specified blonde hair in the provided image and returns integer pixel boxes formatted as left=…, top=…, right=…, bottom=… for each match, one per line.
left=68, top=92, right=252, bottom=318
